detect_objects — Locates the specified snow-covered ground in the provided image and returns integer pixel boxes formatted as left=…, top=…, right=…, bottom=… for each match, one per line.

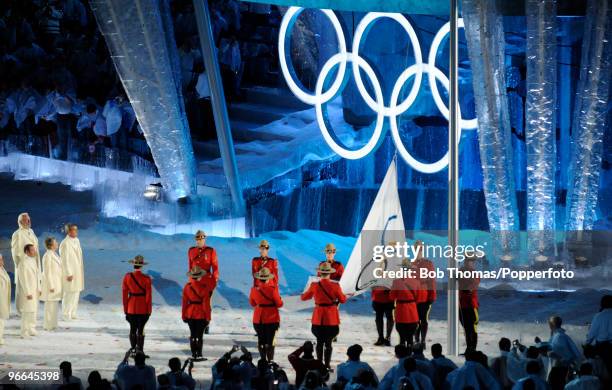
left=0, top=174, right=608, bottom=388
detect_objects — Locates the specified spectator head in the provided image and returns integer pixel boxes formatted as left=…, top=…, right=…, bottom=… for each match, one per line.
left=87, top=370, right=102, bottom=386
left=168, top=357, right=181, bottom=372
left=579, top=362, right=593, bottom=377
left=431, top=343, right=443, bottom=358
left=522, top=379, right=536, bottom=390
left=157, top=374, right=170, bottom=388
left=526, top=346, right=540, bottom=359
left=256, top=358, right=269, bottom=373
left=526, top=360, right=541, bottom=375
left=59, top=361, right=72, bottom=378
left=303, top=370, right=322, bottom=389
left=474, top=351, right=489, bottom=368
left=403, top=357, right=417, bottom=373
left=134, top=350, right=147, bottom=367
left=412, top=342, right=424, bottom=356
left=499, top=337, right=511, bottom=352
left=548, top=316, right=562, bottom=330
left=601, top=295, right=612, bottom=311
left=395, top=344, right=410, bottom=359
left=464, top=349, right=479, bottom=362
left=346, top=344, right=362, bottom=361
left=86, top=103, right=97, bottom=115
left=582, top=344, right=596, bottom=359
left=302, top=341, right=314, bottom=357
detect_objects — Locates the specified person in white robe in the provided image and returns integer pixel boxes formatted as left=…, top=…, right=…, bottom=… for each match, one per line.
left=0, top=254, right=11, bottom=344
left=41, top=237, right=62, bottom=330
left=18, top=244, right=41, bottom=337
left=60, top=224, right=84, bottom=320
left=11, top=212, right=40, bottom=315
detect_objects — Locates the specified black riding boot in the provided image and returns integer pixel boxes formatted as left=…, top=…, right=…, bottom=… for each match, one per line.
left=266, top=345, right=275, bottom=362
left=137, top=335, right=149, bottom=358
left=385, top=319, right=394, bottom=346
left=129, top=333, right=137, bottom=350
left=190, top=337, right=198, bottom=358
left=324, top=345, right=333, bottom=369
left=315, top=341, right=324, bottom=362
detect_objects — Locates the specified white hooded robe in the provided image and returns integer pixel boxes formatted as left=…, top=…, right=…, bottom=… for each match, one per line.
left=41, top=251, right=63, bottom=301
left=60, top=236, right=84, bottom=293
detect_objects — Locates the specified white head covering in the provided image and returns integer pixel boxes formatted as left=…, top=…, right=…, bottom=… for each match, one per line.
left=17, top=212, right=29, bottom=229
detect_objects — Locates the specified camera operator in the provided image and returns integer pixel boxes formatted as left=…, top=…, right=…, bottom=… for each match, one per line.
left=114, top=349, right=156, bottom=390
left=166, top=357, right=196, bottom=390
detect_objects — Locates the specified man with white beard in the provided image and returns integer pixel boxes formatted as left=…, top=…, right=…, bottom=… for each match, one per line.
left=41, top=237, right=62, bottom=330
left=0, top=254, right=11, bottom=344
left=18, top=244, right=41, bottom=337
left=11, top=212, right=40, bottom=315
left=60, top=224, right=84, bottom=320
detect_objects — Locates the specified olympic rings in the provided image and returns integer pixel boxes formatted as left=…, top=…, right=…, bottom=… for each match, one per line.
left=278, top=7, right=477, bottom=173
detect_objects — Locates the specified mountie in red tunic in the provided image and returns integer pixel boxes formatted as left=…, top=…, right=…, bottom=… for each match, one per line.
left=371, top=286, right=393, bottom=303
left=414, top=258, right=437, bottom=303
left=251, top=257, right=279, bottom=286
left=317, top=260, right=344, bottom=281
left=188, top=246, right=219, bottom=287
left=122, top=270, right=152, bottom=315
left=301, top=279, right=347, bottom=326
left=389, top=277, right=419, bottom=324
left=182, top=278, right=213, bottom=321
left=249, top=284, right=283, bottom=324
left=458, top=268, right=480, bottom=309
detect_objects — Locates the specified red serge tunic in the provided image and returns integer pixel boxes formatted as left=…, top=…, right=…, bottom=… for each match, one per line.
left=188, top=246, right=219, bottom=288
left=122, top=271, right=152, bottom=315
left=301, top=279, right=347, bottom=326
left=371, top=286, right=393, bottom=303
left=249, top=284, right=283, bottom=324
left=317, top=260, right=345, bottom=281
left=414, top=258, right=437, bottom=303
left=182, top=279, right=212, bottom=321
left=389, top=277, right=419, bottom=324
left=458, top=268, right=480, bottom=309
left=251, top=257, right=279, bottom=286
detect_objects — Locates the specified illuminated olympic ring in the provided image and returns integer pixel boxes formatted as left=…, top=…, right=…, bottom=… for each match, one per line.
left=278, top=7, right=477, bottom=174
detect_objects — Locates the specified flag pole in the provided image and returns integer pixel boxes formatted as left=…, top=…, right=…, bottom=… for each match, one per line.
left=447, top=0, right=460, bottom=356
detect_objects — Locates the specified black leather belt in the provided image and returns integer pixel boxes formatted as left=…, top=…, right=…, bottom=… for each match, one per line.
left=316, top=303, right=336, bottom=307
left=257, top=304, right=276, bottom=307
left=188, top=301, right=203, bottom=305
left=128, top=293, right=145, bottom=297
left=397, top=300, right=415, bottom=303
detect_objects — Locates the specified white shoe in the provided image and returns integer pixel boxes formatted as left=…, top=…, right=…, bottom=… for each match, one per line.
left=29, top=329, right=38, bottom=336
left=20, top=333, right=29, bottom=339
left=70, top=315, right=78, bottom=320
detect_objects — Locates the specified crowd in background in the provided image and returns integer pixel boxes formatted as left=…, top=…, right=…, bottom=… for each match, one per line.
left=0, top=0, right=151, bottom=168
left=14, top=295, right=609, bottom=390
left=0, top=0, right=284, bottom=167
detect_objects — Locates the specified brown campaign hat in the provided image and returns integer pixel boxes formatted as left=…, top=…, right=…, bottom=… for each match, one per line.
left=323, top=243, right=336, bottom=253
left=258, top=239, right=270, bottom=249
left=128, top=255, right=148, bottom=266
left=318, top=262, right=335, bottom=274
left=195, top=230, right=207, bottom=239
left=187, top=265, right=206, bottom=278
left=254, top=267, right=275, bottom=281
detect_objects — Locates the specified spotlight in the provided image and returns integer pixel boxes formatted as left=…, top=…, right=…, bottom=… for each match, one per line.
left=144, top=183, right=163, bottom=201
